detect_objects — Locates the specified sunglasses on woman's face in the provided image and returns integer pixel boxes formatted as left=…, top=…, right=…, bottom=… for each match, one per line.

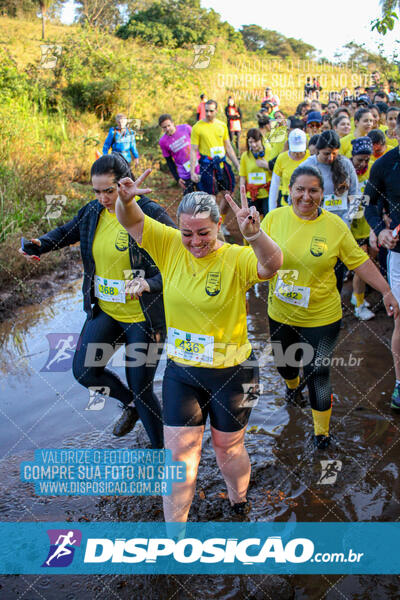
left=308, top=122, right=322, bottom=128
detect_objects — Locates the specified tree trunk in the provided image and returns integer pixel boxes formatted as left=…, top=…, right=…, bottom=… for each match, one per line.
left=41, top=3, right=46, bottom=40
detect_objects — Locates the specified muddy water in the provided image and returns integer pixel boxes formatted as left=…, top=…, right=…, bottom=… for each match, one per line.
left=0, top=277, right=400, bottom=599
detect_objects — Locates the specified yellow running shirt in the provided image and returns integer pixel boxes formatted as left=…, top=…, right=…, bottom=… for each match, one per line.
left=92, top=209, right=145, bottom=323
left=139, top=215, right=265, bottom=368
left=339, top=133, right=353, bottom=158
left=273, top=150, right=310, bottom=196
left=239, top=151, right=271, bottom=199
left=191, top=119, right=229, bottom=158
left=350, top=174, right=371, bottom=241
left=267, top=126, right=287, bottom=159
left=384, top=129, right=398, bottom=149
left=261, top=206, right=368, bottom=327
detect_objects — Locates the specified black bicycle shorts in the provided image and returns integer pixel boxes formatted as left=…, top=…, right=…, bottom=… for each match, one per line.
left=162, top=353, right=259, bottom=432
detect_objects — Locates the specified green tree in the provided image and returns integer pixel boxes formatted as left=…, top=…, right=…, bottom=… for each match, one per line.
left=74, top=0, right=121, bottom=29
left=240, top=25, right=315, bottom=59
left=286, top=37, right=315, bottom=60
left=0, top=0, right=37, bottom=17
left=372, top=0, right=399, bottom=34
left=117, top=0, right=238, bottom=48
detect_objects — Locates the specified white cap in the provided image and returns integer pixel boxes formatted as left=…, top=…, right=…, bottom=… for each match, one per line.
left=288, top=128, right=307, bottom=152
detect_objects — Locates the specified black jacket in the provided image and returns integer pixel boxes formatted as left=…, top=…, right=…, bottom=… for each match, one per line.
left=365, top=147, right=400, bottom=252
left=36, top=196, right=176, bottom=335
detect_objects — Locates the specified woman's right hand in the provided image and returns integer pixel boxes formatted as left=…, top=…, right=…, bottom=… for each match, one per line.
left=18, top=239, right=41, bottom=263
left=117, top=169, right=152, bottom=204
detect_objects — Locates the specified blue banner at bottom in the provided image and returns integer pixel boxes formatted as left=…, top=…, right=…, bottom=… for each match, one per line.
left=0, top=522, right=398, bottom=574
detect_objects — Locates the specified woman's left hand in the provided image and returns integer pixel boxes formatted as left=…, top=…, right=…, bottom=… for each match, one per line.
left=225, top=185, right=261, bottom=238
left=118, top=169, right=152, bottom=204
left=126, top=277, right=150, bottom=299
left=383, top=290, right=400, bottom=320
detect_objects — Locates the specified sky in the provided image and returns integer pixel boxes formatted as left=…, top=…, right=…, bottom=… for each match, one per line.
left=61, top=0, right=399, bottom=62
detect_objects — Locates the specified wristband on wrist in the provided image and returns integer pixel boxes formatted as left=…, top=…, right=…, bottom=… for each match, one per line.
left=243, top=229, right=262, bottom=242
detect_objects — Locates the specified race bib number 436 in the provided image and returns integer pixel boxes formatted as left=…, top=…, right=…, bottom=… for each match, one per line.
left=167, top=327, right=214, bottom=364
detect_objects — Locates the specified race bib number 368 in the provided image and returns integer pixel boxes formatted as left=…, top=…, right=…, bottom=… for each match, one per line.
left=94, top=276, right=126, bottom=303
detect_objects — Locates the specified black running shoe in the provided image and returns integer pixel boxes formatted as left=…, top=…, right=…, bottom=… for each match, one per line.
left=112, top=405, right=139, bottom=437
left=285, top=380, right=306, bottom=406
left=313, top=434, right=331, bottom=450
left=232, top=501, right=251, bottom=515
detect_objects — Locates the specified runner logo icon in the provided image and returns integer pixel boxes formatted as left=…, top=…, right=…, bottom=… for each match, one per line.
left=41, top=333, right=79, bottom=372
left=42, top=529, right=82, bottom=567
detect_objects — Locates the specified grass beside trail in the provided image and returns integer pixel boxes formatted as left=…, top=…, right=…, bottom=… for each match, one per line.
left=0, top=17, right=365, bottom=300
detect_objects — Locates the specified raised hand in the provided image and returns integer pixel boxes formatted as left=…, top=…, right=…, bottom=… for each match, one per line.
left=225, top=185, right=261, bottom=239
left=117, top=169, right=152, bottom=204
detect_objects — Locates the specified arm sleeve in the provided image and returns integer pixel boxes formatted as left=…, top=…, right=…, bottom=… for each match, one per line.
left=191, top=124, right=200, bottom=146
left=165, top=156, right=179, bottom=182
left=364, top=162, right=387, bottom=236
left=102, top=128, right=114, bottom=155
left=139, top=215, right=180, bottom=269
left=268, top=172, right=281, bottom=212
left=129, top=132, right=139, bottom=159
left=37, top=213, right=82, bottom=255
left=145, top=272, right=163, bottom=293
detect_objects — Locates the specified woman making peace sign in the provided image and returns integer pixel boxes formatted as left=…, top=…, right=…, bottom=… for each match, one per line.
left=116, top=172, right=282, bottom=523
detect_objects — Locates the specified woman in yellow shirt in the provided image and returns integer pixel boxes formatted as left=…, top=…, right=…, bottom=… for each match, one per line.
left=269, top=128, right=309, bottom=211
left=340, top=108, right=374, bottom=157
left=116, top=176, right=282, bottom=523
left=332, top=115, right=351, bottom=139
left=239, top=128, right=271, bottom=218
left=261, top=165, right=398, bottom=448
left=384, top=106, right=400, bottom=149
left=19, top=154, right=176, bottom=447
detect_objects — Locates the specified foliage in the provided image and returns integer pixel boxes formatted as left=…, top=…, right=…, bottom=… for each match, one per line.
left=240, top=24, right=315, bottom=59
left=372, top=1, right=399, bottom=34
left=117, top=0, right=242, bottom=48
left=74, top=0, right=121, bottom=29
left=0, top=0, right=38, bottom=17
left=344, top=41, right=399, bottom=82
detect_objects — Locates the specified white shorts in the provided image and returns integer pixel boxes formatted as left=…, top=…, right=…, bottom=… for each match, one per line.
left=387, top=251, right=400, bottom=305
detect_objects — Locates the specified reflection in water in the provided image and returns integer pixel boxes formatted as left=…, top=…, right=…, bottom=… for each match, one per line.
left=0, top=279, right=400, bottom=597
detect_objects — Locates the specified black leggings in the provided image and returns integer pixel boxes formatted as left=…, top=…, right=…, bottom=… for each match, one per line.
left=334, top=259, right=347, bottom=293
left=72, top=307, right=163, bottom=448
left=268, top=316, right=341, bottom=411
left=228, top=130, right=241, bottom=152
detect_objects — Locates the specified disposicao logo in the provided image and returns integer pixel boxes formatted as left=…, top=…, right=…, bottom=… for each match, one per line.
left=83, top=536, right=314, bottom=564
left=42, top=529, right=82, bottom=567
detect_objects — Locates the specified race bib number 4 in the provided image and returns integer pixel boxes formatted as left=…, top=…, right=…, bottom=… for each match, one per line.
left=274, top=276, right=310, bottom=308
left=167, top=327, right=214, bottom=364
left=323, top=194, right=348, bottom=211
left=210, top=146, right=225, bottom=159
left=94, top=276, right=126, bottom=303
left=248, top=172, right=267, bottom=184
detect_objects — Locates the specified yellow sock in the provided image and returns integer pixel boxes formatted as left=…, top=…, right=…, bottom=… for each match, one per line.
left=285, top=375, right=300, bottom=390
left=354, top=292, right=364, bottom=307
left=312, top=408, right=332, bottom=437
